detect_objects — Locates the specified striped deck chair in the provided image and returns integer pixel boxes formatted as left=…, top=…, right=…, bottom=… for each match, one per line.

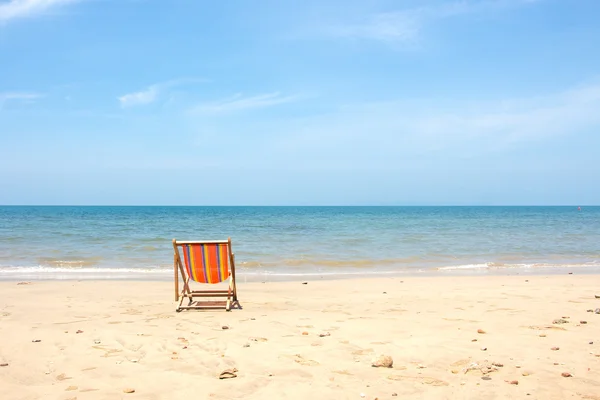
left=172, top=238, right=239, bottom=312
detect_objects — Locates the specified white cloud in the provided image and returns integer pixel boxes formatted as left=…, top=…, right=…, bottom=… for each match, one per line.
left=0, top=91, right=43, bottom=109
left=118, top=78, right=205, bottom=108
left=190, top=92, right=298, bottom=114
left=330, top=0, right=541, bottom=44
left=0, top=0, right=80, bottom=23
left=118, top=85, right=159, bottom=108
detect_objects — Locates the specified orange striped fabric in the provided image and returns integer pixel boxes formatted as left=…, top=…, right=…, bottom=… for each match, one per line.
left=181, top=243, right=230, bottom=283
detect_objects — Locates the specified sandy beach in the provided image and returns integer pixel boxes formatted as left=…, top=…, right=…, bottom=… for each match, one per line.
left=1, top=275, right=599, bottom=399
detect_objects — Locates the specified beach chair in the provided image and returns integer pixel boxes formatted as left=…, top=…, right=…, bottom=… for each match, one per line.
left=172, top=238, right=238, bottom=312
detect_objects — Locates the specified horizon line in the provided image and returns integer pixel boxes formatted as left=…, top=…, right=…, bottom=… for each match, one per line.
left=0, top=204, right=595, bottom=207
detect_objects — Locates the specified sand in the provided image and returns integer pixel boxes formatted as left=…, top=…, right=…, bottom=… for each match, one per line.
left=1, top=275, right=599, bottom=399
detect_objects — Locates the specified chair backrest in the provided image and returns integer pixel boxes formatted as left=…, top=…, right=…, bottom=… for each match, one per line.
left=177, top=240, right=231, bottom=284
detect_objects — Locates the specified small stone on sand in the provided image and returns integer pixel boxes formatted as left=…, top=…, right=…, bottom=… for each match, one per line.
left=0, top=363, right=8, bottom=367
left=123, top=388, right=135, bottom=393
left=522, top=371, right=532, bottom=376
left=509, top=380, right=519, bottom=385
left=595, top=295, right=600, bottom=299
left=477, top=329, right=486, bottom=334
left=551, top=347, right=560, bottom=351
left=32, top=339, right=41, bottom=343
left=561, top=372, right=572, bottom=377
left=392, top=394, right=398, bottom=397
left=595, top=308, right=600, bottom=314
left=553, top=319, right=569, bottom=324
left=371, top=355, right=393, bottom=368
left=76, top=330, right=83, bottom=334
left=492, top=362, right=504, bottom=367
left=302, top=332, right=309, bottom=335
left=319, top=332, right=331, bottom=337
left=580, top=321, right=587, bottom=324
left=219, top=368, right=238, bottom=379
left=472, top=339, right=478, bottom=342
left=481, top=347, right=487, bottom=351
left=94, top=340, right=101, bottom=344
left=222, top=326, right=229, bottom=330
left=539, top=334, right=546, bottom=337
left=302, top=282, right=308, bottom=285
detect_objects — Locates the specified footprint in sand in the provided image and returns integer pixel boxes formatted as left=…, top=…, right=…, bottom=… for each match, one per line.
left=92, top=345, right=123, bottom=358
left=292, top=354, right=320, bottom=366
left=387, top=375, right=449, bottom=386
left=333, top=370, right=353, bottom=376
left=56, top=373, right=72, bottom=381
left=351, top=348, right=374, bottom=356
left=121, top=309, right=142, bottom=315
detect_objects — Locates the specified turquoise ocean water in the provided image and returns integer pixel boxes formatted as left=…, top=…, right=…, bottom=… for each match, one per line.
left=0, top=206, right=598, bottom=280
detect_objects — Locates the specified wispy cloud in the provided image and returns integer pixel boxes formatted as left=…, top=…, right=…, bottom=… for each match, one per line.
left=0, top=0, right=81, bottom=23
left=118, top=78, right=205, bottom=108
left=262, top=81, right=600, bottom=166
left=329, top=0, right=541, bottom=44
left=0, top=91, right=43, bottom=109
left=190, top=92, right=298, bottom=114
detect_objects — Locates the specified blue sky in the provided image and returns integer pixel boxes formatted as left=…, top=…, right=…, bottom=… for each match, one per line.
left=1, top=0, right=599, bottom=205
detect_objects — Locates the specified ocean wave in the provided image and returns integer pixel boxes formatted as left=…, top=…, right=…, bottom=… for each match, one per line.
left=436, top=261, right=600, bottom=271
left=0, top=266, right=171, bottom=275
left=239, top=256, right=424, bottom=268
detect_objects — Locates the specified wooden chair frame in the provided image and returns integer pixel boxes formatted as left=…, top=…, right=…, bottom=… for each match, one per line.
left=173, top=238, right=239, bottom=312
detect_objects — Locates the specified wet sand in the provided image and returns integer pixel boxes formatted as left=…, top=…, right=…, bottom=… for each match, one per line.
left=1, top=275, right=599, bottom=399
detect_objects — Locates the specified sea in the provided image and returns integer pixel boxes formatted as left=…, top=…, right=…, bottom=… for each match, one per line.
left=0, top=206, right=598, bottom=281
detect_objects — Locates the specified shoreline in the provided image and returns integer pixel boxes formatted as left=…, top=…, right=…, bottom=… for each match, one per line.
left=1, top=264, right=600, bottom=282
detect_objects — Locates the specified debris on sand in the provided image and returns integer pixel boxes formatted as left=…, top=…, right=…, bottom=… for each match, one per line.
left=561, top=372, right=572, bottom=378
left=552, top=319, right=569, bottom=324
left=463, top=362, right=499, bottom=375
